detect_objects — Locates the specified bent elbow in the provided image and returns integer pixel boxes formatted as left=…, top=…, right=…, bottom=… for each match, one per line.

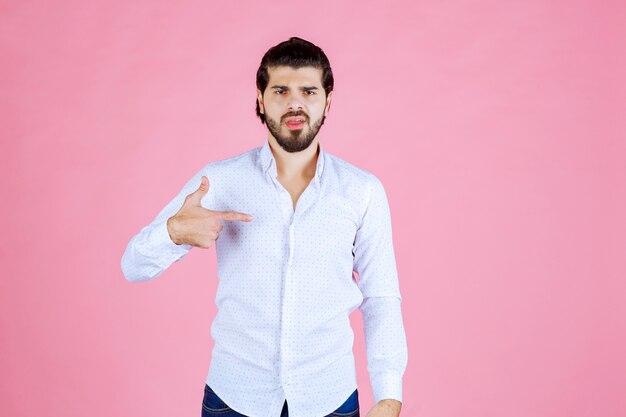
left=120, top=248, right=158, bottom=283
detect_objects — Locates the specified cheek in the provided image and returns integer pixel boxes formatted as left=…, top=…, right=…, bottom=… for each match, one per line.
left=265, top=99, right=285, bottom=112
left=311, top=105, right=326, bottom=119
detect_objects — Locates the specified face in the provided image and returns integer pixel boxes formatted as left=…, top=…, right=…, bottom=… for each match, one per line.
left=257, top=65, right=332, bottom=153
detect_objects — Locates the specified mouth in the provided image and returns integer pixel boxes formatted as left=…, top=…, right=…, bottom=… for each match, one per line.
left=284, top=116, right=306, bottom=130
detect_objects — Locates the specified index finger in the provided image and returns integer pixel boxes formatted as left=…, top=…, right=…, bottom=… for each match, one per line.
left=211, top=210, right=253, bottom=222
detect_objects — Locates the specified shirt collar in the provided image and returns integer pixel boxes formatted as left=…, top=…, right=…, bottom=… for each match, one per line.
left=258, top=139, right=326, bottom=181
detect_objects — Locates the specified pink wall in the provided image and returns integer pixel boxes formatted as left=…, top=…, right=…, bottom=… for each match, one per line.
left=1, top=1, right=624, bottom=416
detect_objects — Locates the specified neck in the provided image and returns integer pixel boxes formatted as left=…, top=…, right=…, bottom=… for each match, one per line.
left=268, top=136, right=319, bottom=180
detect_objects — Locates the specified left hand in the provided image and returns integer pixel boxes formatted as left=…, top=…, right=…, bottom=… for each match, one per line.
left=364, top=399, right=402, bottom=417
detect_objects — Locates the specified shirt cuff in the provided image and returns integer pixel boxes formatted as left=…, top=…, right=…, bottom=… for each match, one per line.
left=372, top=371, right=403, bottom=404
left=149, top=219, right=193, bottom=265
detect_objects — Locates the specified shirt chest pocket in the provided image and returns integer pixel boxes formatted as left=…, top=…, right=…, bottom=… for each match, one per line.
left=301, top=195, right=360, bottom=260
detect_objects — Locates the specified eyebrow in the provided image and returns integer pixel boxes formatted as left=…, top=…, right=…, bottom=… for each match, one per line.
left=271, top=85, right=319, bottom=91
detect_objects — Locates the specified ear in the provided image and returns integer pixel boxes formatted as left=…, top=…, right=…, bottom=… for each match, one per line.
left=257, top=89, right=264, bottom=114
left=324, top=91, right=333, bottom=116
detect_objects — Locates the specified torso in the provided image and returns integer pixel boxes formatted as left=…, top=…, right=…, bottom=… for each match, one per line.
left=278, top=175, right=315, bottom=211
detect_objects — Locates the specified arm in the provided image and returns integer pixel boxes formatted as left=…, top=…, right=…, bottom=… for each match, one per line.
left=120, top=170, right=206, bottom=282
left=353, top=175, right=408, bottom=406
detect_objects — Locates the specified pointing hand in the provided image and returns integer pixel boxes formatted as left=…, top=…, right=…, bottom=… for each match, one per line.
left=166, top=176, right=253, bottom=248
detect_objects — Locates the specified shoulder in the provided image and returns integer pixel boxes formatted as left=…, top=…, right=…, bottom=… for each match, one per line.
left=178, top=146, right=258, bottom=197
left=324, top=151, right=385, bottom=193
left=198, top=146, right=258, bottom=174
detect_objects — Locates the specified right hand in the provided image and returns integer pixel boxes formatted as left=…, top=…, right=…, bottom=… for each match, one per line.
left=166, top=176, right=253, bottom=248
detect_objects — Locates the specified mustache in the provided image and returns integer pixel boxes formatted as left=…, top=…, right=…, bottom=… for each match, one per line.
left=282, top=112, right=308, bottom=121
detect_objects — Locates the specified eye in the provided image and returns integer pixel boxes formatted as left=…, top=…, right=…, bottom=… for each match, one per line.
left=305, top=90, right=316, bottom=95
left=274, top=90, right=285, bottom=95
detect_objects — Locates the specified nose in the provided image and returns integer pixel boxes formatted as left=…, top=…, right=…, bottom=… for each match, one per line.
left=287, top=97, right=304, bottom=112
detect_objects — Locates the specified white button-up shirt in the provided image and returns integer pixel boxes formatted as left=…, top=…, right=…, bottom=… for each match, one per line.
left=121, top=139, right=408, bottom=417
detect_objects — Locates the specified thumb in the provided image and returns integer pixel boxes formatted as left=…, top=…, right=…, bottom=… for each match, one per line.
left=186, top=175, right=210, bottom=206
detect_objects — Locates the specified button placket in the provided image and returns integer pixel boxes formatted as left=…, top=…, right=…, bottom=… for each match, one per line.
left=277, top=184, right=294, bottom=386
left=271, top=167, right=320, bottom=388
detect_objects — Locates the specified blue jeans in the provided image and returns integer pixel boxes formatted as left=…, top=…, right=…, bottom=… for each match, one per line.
left=201, top=383, right=359, bottom=417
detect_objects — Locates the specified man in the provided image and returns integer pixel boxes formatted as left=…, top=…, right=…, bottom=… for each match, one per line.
left=121, top=37, right=408, bottom=417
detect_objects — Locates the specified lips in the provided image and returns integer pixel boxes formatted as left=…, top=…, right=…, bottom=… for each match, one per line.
left=284, top=116, right=306, bottom=129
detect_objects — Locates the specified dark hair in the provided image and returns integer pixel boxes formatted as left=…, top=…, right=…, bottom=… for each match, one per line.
left=255, top=37, right=334, bottom=125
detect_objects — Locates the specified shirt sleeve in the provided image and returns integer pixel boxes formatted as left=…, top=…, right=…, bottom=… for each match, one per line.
left=120, top=168, right=212, bottom=282
left=353, top=175, right=409, bottom=404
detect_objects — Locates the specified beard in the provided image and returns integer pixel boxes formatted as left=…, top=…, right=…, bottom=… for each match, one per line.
left=265, top=111, right=326, bottom=153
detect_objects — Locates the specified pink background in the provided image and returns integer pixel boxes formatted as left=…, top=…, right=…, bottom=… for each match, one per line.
left=1, top=1, right=625, bottom=416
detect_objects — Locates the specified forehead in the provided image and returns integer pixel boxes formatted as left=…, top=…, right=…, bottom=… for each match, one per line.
left=266, top=65, right=323, bottom=87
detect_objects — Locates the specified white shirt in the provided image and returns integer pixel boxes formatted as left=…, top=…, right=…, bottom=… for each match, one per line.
left=121, top=139, right=408, bottom=417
